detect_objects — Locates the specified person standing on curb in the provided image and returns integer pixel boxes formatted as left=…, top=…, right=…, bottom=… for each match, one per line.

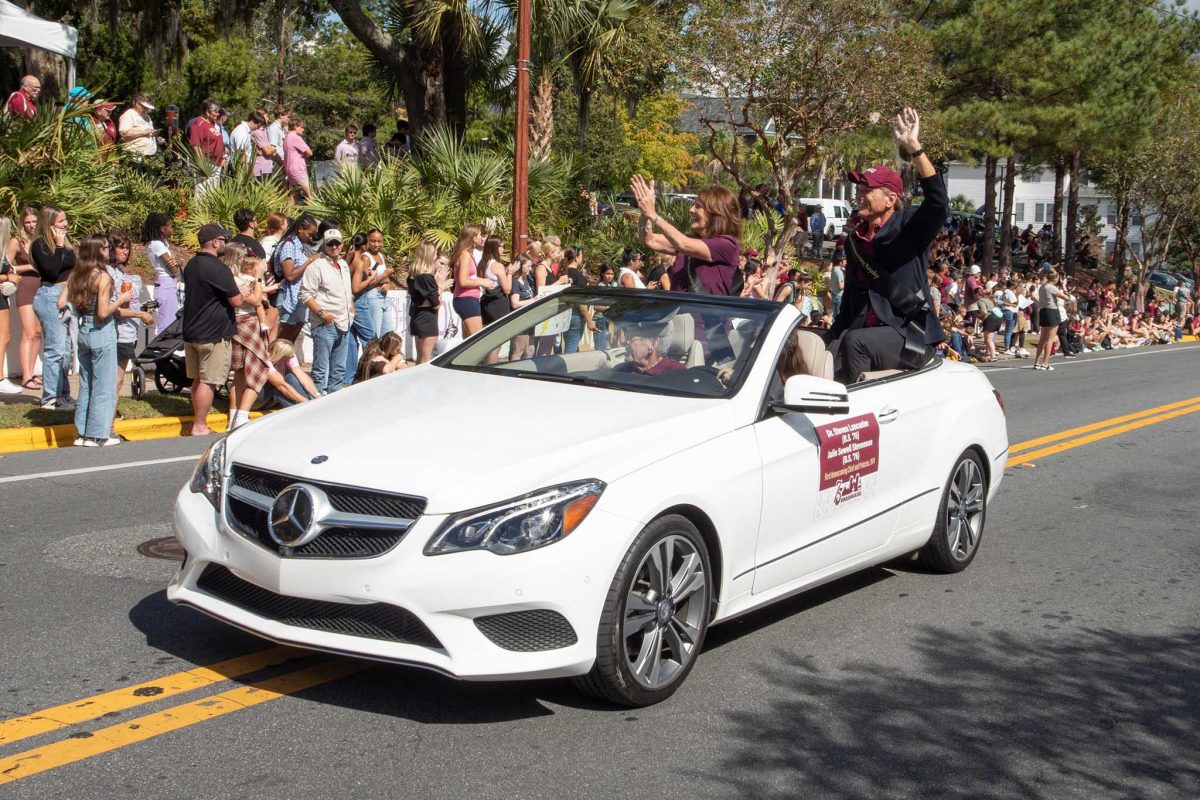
left=300, top=229, right=355, bottom=393
left=182, top=224, right=242, bottom=436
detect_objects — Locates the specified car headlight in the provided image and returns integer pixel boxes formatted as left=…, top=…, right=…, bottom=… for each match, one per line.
left=425, top=480, right=605, bottom=556
left=189, top=436, right=228, bottom=509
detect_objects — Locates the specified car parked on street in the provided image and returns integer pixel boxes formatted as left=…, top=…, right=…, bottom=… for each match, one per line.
left=170, top=290, right=1008, bottom=706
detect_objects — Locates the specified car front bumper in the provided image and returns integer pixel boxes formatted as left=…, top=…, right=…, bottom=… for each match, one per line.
left=167, top=487, right=631, bottom=680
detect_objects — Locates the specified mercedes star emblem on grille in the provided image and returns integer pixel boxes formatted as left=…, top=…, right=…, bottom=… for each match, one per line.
left=268, top=484, right=330, bottom=547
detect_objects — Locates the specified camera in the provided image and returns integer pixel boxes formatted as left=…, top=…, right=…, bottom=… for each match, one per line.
left=143, top=300, right=160, bottom=311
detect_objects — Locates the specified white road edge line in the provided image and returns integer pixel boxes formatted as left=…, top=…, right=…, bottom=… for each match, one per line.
left=0, top=454, right=199, bottom=484
left=979, top=343, right=1200, bottom=373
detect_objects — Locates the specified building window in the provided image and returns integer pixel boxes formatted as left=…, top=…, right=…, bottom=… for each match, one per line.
left=1130, top=242, right=1142, bottom=257
left=1028, top=172, right=1041, bottom=183
left=1015, top=202, right=1024, bottom=222
left=1034, top=203, right=1045, bottom=223
left=1132, top=210, right=1143, bottom=226
left=1106, top=203, right=1117, bottom=225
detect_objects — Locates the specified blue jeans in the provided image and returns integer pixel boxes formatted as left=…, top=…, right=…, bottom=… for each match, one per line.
left=367, top=290, right=387, bottom=336
left=563, top=313, right=584, bottom=354
left=832, top=296, right=842, bottom=318
left=75, top=315, right=118, bottom=438
left=33, top=284, right=72, bottom=403
left=343, top=295, right=381, bottom=384
left=311, top=322, right=349, bottom=393
left=1002, top=309, right=1017, bottom=350
left=270, top=372, right=316, bottom=407
left=950, top=331, right=970, bottom=360
left=593, top=319, right=609, bottom=351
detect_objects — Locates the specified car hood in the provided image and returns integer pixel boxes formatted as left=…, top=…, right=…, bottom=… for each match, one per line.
left=226, top=365, right=738, bottom=513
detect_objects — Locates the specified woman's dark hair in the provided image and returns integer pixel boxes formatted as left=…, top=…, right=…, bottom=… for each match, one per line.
left=141, top=212, right=171, bottom=244
left=621, top=246, right=641, bottom=267
left=109, top=232, right=132, bottom=264
left=562, top=247, right=578, bottom=265
left=317, top=218, right=340, bottom=237
left=280, top=213, right=319, bottom=245
left=481, top=236, right=505, bottom=267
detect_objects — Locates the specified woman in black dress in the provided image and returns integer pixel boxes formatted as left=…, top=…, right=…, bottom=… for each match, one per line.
left=407, top=242, right=442, bottom=364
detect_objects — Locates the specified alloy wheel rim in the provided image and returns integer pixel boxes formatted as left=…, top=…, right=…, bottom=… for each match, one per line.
left=946, top=459, right=985, bottom=561
left=622, top=534, right=708, bottom=689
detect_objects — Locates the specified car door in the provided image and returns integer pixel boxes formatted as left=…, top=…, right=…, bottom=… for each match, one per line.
left=849, top=367, right=947, bottom=536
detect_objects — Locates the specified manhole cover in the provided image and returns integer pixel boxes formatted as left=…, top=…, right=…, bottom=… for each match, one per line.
left=138, top=537, right=186, bottom=562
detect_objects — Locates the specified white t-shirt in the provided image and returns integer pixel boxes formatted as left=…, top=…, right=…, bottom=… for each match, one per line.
left=618, top=267, right=645, bottom=288
left=994, top=288, right=1017, bottom=309
left=261, top=234, right=282, bottom=263
left=148, top=240, right=174, bottom=283
left=118, top=108, right=157, bottom=156
left=334, top=139, right=359, bottom=166
left=229, top=122, right=254, bottom=164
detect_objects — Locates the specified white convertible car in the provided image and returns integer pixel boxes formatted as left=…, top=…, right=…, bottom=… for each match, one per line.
left=170, top=289, right=1007, bottom=706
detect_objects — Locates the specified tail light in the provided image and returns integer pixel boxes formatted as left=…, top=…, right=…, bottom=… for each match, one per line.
left=993, top=389, right=1005, bottom=414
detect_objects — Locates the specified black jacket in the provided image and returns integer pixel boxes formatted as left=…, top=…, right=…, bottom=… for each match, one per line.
left=830, top=171, right=947, bottom=345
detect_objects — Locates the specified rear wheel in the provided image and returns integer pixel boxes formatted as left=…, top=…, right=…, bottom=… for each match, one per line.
left=918, top=450, right=987, bottom=573
left=575, top=515, right=712, bottom=707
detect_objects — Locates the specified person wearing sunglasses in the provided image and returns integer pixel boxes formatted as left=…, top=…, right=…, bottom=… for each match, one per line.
left=300, top=229, right=355, bottom=393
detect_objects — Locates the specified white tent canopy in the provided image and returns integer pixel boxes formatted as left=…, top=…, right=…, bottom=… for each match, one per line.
left=0, top=0, right=78, bottom=88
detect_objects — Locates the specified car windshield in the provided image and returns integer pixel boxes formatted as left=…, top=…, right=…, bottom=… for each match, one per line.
left=437, top=289, right=777, bottom=398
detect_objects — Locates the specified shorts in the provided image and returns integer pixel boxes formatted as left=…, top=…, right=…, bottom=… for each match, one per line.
left=982, top=313, right=1003, bottom=333
left=410, top=306, right=439, bottom=338
left=16, top=274, right=38, bottom=307
left=452, top=296, right=481, bottom=320
left=117, top=341, right=136, bottom=362
left=1037, top=308, right=1062, bottom=328
left=184, top=340, right=232, bottom=385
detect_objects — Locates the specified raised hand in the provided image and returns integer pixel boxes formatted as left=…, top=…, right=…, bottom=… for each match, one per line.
left=892, top=107, right=921, bottom=154
left=630, top=174, right=658, bottom=219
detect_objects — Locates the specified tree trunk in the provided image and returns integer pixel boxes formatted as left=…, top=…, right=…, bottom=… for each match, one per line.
left=530, top=71, right=554, bottom=159
left=275, top=0, right=288, bottom=107
left=1113, top=197, right=1130, bottom=285
left=981, top=155, right=998, bottom=272
left=998, top=155, right=1016, bottom=272
left=1064, top=150, right=1081, bottom=275
left=1052, top=157, right=1065, bottom=260
left=327, top=0, right=446, bottom=139
left=440, top=17, right=468, bottom=136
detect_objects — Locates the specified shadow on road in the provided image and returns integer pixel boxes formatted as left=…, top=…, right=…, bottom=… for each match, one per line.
left=692, top=625, right=1200, bottom=799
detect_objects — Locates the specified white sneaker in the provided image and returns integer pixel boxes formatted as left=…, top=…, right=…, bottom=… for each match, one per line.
left=95, top=437, right=122, bottom=447
left=1045, top=364, right=1055, bottom=371
left=41, top=398, right=75, bottom=411
left=73, top=437, right=86, bottom=446
left=0, top=378, right=23, bottom=395
left=81, top=438, right=100, bottom=447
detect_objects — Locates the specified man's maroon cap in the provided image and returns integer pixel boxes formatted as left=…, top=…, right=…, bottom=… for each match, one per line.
left=847, top=165, right=904, bottom=195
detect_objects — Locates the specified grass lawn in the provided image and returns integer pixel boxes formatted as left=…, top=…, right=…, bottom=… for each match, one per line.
left=0, top=393, right=220, bottom=430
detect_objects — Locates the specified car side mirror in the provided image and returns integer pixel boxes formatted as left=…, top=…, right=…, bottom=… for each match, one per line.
left=772, top=375, right=850, bottom=415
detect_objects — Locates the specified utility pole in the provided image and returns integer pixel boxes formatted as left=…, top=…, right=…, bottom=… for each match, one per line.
left=511, top=0, right=531, bottom=256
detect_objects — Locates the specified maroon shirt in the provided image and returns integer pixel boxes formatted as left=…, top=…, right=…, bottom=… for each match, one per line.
left=667, top=235, right=740, bottom=295
left=6, top=90, right=36, bottom=119
left=188, top=117, right=225, bottom=162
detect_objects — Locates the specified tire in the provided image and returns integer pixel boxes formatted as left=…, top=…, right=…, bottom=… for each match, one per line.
left=130, top=368, right=145, bottom=400
left=574, top=514, right=713, bottom=707
left=918, top=449, right=988, bottom=573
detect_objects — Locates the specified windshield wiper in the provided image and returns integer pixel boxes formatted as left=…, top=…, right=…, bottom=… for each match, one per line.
left=500, top=370, right=608, bottom=388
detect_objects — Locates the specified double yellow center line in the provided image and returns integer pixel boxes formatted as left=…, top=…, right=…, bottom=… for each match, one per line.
left=1007, top=395, right=1200, bottom=467
left=3, top=395, right=1200, bottom=784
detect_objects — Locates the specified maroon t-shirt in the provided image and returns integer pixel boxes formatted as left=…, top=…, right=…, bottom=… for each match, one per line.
left=188, top=117, right=225, bottom=161
left=668, top=235, right=740, bottom=295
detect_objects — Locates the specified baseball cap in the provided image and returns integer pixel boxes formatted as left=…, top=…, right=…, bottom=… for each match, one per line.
left=322, top=229, right=344, bottom=246
left=68, top=86, right=93, bottom=101
left=969, top=264, right=982, bottom=275
left=135, top=94, right=155, bottom=110
left=745, top=248, right=759, bottom=257
left=96, top=103, right=116, bottom=112
left=197, top=223, right=233, bottom=245
left=846, top=165, right=904, bottom=196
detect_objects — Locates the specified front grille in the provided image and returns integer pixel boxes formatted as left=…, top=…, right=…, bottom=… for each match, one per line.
left=225, top=464, right=426, bottom=559
left=227, top=497, right=406, bottom=558
left=474, top=610, right=578, bottom=652
left=231, top=465, right=426, bottom=520
left=196, top=564, right=442, bottom=649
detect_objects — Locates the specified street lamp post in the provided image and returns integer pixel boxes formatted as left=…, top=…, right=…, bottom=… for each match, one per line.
left=511, top=0, right=531, bottom=257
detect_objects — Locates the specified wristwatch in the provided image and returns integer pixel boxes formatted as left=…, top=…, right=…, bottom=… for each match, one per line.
left=907, top=147, right=926, bottom=159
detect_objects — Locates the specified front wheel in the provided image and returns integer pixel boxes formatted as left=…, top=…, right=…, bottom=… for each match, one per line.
left=918, top=449, right=988, bottom=573
left=575, top=515, right=712, bottom=707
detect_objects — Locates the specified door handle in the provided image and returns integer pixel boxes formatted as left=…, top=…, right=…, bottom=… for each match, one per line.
left=877, top=407, right=899, bottom=424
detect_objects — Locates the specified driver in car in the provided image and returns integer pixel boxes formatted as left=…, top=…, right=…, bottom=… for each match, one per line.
left=613, top=309, right=686, bottom=376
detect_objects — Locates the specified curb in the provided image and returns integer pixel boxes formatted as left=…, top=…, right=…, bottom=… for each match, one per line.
left=0, top=412, right=265, bottom=455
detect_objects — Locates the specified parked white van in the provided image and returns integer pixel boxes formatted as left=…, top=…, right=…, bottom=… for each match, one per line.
left=797, top=198, right=854, bottom=238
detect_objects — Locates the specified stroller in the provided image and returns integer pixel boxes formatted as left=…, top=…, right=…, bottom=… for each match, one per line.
left=131, top=313, right=189, bottom=398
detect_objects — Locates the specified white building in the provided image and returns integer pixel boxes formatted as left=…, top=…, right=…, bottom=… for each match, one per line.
left=943, top=162, right=1147, bottom=259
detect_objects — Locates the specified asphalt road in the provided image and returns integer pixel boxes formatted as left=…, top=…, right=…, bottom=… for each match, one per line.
left=2, top=344, right=1198, bottom=799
